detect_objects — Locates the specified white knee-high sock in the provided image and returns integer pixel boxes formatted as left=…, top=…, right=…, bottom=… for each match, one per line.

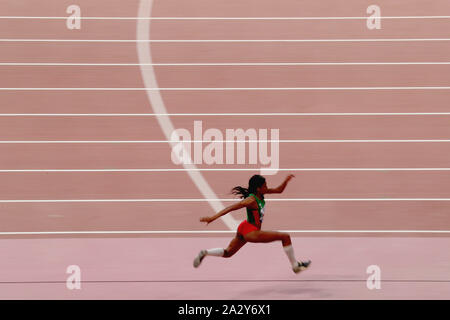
left=206, top=248, right=225, bottom=257
left=283, top=245, right=298, bottom=267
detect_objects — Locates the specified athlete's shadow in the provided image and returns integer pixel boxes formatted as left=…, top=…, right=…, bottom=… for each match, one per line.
left=236, top=281, right=333, bottom=299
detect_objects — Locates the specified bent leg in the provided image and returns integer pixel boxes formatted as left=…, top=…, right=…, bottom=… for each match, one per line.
left=223, top=235, right=247, bottom=258
left=244, top=230, right=301, bottom=269
left=194, top=235, right=246, bottom=267
left=243, top=230, right=292, bottom=247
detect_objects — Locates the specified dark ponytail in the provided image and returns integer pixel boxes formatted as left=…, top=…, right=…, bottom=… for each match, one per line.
left=231, top=175, right=266, bottom=199
left=231, top=186, right=250, bottom=199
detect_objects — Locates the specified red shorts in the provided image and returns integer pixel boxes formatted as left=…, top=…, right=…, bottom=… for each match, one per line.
left=237, top=220, right=260, bottom=238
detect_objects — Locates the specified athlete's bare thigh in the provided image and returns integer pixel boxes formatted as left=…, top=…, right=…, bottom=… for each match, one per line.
left=243, top=230, right=288, bottom=243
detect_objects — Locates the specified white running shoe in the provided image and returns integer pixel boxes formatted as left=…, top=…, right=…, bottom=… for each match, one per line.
left=193, top=250, right=207, bottom=268
left=293, top=260, right=311, bottom=274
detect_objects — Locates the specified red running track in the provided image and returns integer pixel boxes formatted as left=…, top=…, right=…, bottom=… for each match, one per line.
left=0, top=0, right=449, bottom=299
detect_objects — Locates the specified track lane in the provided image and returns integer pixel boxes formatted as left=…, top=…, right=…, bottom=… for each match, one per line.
left=4, top=65, right=450, bottom=88
left=2, top=42, right=450, bottom=63
left=0, top=0, right=140, bottom=17
left=2, top=115, right=450, bottom=140
left=1, top=90, right=450, bottom=114
left=151, top=65, right=450, bottom=87
left=1, top=0, right=449, bottom=18
left=148, top=19, right=450, bottom=40
left=1, top=143, right=450, bottom=169
left=0, top=201, right=448, bottom=234
left=0, top=171, right=449, bottom=199
left=151, top=0, right=450, bottom=18
left=3, top=19, right=450, bottom=40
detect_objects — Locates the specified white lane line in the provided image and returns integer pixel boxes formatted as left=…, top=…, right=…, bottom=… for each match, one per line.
left=137, top=0, right=238, bottom=231
left=1, top=113, right=450, bottom=116
left=1, top=168, right=450, bottom=173
left=0, top=230, right=448, bottom=235
left=1, top=39, right=450, bottom=43
left=1, top=87, right=450, bottom=91
left=3, top=62, right=450, bottom=66
left=0, top=140, right=450, bottom=143
left=1, top=16, right=450, bottom=20
left=0, top=199, right=449, bottom=203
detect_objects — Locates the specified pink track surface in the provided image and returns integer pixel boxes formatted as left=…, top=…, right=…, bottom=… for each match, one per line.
left=1, top=0, right=450, bottom=299
left=1, top=237, right=449, bottom=300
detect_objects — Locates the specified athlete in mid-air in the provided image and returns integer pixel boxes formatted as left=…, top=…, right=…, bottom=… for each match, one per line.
left=193, top=174, right=311, bottom=273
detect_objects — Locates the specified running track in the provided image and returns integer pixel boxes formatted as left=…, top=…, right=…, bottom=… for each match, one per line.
left=0, top=0, right=450, bottom=299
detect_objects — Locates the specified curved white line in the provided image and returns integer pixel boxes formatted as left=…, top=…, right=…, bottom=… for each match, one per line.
left=136, top=0, right=238, bottom=230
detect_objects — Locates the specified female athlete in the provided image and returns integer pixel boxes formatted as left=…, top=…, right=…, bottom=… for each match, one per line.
left=193, top=174, right=311, bottom=273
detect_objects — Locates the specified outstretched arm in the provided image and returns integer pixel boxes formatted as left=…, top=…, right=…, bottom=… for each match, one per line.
left=266, top=174, right=295, bottom=194
left=200, top=197, right=255, bottom=225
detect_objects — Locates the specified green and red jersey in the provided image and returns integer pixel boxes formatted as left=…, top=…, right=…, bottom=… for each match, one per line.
left=246, top=193, right=266, bottom=229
